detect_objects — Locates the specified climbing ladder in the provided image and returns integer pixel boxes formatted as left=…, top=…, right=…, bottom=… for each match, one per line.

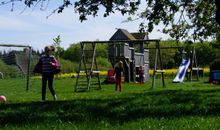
left=74, top=42, right=101, bottom=92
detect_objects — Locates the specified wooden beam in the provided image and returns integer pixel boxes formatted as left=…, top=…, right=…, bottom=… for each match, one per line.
left=80, top=39, right=161, bottom=44
left=145, top=46, right=184, bottom=49
left=0, top=44, right=31, bottom=48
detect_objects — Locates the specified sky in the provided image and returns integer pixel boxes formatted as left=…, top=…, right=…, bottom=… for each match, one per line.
left=0, top=1, right=169, bottom=50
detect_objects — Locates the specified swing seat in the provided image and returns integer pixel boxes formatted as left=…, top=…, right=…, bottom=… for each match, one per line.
left=155, top=70, right=165, bottom=73
left=92, top=71, right=100, bottom=74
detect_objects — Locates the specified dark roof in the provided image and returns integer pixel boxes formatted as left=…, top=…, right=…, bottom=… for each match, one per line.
left=109, top=29, right=136, bottom=41
left=131, top=33, right=147, bottom=40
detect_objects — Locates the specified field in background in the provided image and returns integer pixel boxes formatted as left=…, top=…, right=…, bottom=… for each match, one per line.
left=31, top=68, right=210, bottom=79
left=1, top=76, right=220, bottom=129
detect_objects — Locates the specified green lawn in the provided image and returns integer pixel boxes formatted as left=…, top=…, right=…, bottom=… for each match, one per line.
left=0, top=76, right=220, bottom=130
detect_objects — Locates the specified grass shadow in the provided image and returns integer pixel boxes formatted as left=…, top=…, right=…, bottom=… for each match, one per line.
left=1, top=88, right=220, bottom=126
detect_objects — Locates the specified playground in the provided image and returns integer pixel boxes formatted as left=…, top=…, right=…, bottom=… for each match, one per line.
left=0, top=29, right=220, bottom=129
left=0, top=0, right=220, bottom=129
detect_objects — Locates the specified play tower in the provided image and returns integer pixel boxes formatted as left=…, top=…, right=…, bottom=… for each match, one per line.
left=108, top=28, right=150, bottom=82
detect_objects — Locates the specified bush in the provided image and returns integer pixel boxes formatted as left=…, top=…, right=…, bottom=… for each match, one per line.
left=62, top=43, right=108, bottom=62
left=96, top=57, right=112, bottom=71
left=59, top=58, right=78, bottom=73
left=0, top=59, right=22, bottom=78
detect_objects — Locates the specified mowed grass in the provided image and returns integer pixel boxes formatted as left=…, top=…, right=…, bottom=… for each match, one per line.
left=0, top=76, right=220, bottom=130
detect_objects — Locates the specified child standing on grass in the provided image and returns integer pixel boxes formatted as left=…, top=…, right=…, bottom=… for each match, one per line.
left=139, top=66, right=144, bottom=84
left=34, top=46, right=60, bottom=101
left=114, top=61, right=124, bottom=92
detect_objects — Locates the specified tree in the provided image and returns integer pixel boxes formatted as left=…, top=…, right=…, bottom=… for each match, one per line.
left=52, top=35, right=64, bottom=58
left=63, top=43, right=81, bottom=62
left=216, top=0, right=220, bottom=25
left=1, top=0, right=220, bottom=41
left=63, top=43, right=108, bottom=62
left=148, top=40, right=180, bottom=68
left=195, top=42, right=218, bottom=66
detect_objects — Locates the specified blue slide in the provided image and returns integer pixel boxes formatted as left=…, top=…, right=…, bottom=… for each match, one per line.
left=173, top=59, right=190, bottom=83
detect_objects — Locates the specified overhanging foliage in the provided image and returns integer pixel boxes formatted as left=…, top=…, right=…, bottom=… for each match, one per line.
left=1, top=0, right=220, bottom=41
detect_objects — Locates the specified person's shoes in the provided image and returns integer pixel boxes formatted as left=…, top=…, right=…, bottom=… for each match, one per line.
left=41, top=100, right=46, bottom=102
left=53, top=95, right=57, bottom=101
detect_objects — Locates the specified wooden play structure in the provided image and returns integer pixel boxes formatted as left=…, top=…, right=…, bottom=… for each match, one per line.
left=74, top=29, right=202, bottom=91
left=108, top=29, right=150, bottom=82
left=75, top=29, right=165, bottom=91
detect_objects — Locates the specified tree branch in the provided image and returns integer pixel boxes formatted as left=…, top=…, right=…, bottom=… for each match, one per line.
left=0, top=0, right=21, bottom=6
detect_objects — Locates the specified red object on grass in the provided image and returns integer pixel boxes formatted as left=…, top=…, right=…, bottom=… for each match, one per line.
left=107, top=69, right=115, bottom=83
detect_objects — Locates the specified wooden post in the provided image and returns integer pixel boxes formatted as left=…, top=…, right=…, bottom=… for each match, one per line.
left=94, top=53, right=101, bottom=89
left=113, top=43, right=116, bottom=67
left=157, top=41, right=165, bottom=87
left=151, top=40, right=165, bottom=89
left=74, top=43, right=84, bottom=91
left=26, top=46, right=32, bottom=92
left=124, top=59, right=130, bottom=82
left=190, top=46, right=199, bottom=81
left=151, top=45, right=158, bottom=89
